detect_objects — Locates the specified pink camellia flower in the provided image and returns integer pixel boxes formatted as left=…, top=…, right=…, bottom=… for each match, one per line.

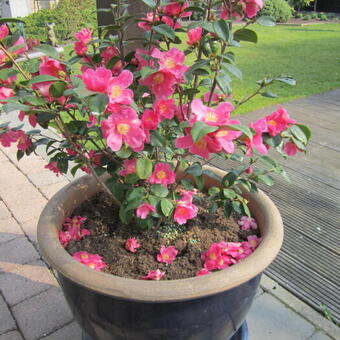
left=16, top=130, right=31, bottom=151
left=148, top=163, right=176, bottom=186
left=107, top=70, right=134, bottom=105
left=58, top=230, right=72, bottom=248
left=283, top=141, right=300, bottom=156
left=203, top=91, right=230, bottom=104
left=100, top=46, right=123, bottom=75
left=136, top=203, right=156, bottom=219
left=157, top=245, right=178, bottom=264
left=0, top=24, right=9, bottom=40
left=135, top=48, right=156, bottom=70
left=221, top=6, right=244, bottom=21
left=101, top=107, right=146, bottom=152
left=245, top=118, right=268, bottom=156
left=140, top=70, right=176, bottom=99
left=152, top=48, right=188, bottom=81
left=244, top=0, right=263, bottom=18
left=175, top=131, right=221, bottom=159
left=45, top=161, right=62, bottom=176
left=0, top=87, right=14, bottom=103
left=245, top=166, right=253, bottom=175
left=247, top=235, right=261, bottom=248
left=119, top=158, right=136, bottom=176
left=196, top=268, right=211, bottom=276
left=82, top=67, right=112, bottom=93
left=153, top=99, right=176, bottom=120
left=138, top=12, right=160, bottom=31
left=141, top=269, right=165, bottom=280
left=75, top=28, right=92, bottom=44
left=58, top=228, right=90, bottom=248
left=162, top=15, right=181, bottom=29
left=141, top=109, right=160, bottom=130
left=163, top=1, right=192, bottom=18
left=12, top=36, right=28, bottom=55
left=237, top=216, right=258, bottom=230
left=214, top=128, right=242, bottom=154
left=87, top=114, right=97, bottom=128
left=18, top=111, right=37, bottom=128
left=265, top=106, right=296, bottom=137
left=201, top=243, right=231, bottom=270
left=191, top=98, right=234, bottom=126
left=74, top=41, right=88, bottom=56
left=187, top=27, right=203, bottom=46
left=73, top=251, right=106, bottom=271
left=0, top=129, right=18, bottom=147
left=63, top=216, right=87, bottom=229
left=39, top=57, right=67, bottom=79
left=173, top=198, right=198, bottom=225
left=125, top=238, right=141, bottom=252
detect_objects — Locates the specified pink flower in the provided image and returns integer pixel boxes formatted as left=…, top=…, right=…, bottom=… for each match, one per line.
left=0, top=24, right=9, bottom=40
left=16, top=130, right=31, bottom=151
left=39, top=57, right=67, bottom=79
left=45, top=161, right=61, bottom=176
left=173, top=201, right=198, bottom=225
left=18, top=111, right=37, bottom=128
left=74, top=41, right=88, bottom=56
left=138, top=12, right=160, bottom=31
left=72, top=251, right=106, bottom=271
left=107, top=70, right=134, bottom=105
left=12, top=36, right=28, bottom=55
left=203, top=91, right=229, bottom=104
left=75, top=28, right=92, bottom=44
left=140, top=70, right=176, bottom=99
left=187, top=27, right=203, bottom=46
left=238, top=216, right=258, bottom=230
left=58, top=230, right=72, bottom=248
left=101, top=108, right=146, bottom=152
left=87, top=114, right=97, bottom=128
left=191, top=99, right=234, bottom=126
left=153, top=99, right=176, bottom=119
left=141, top=109, right=160, bottom=130
left=125, top=238, right=141, bottom=252
left=245, top=166, right=253, bottom=175
left=58, top=216, right=90, bottom=248
left=214, top=128, right=242, bottom=154
left=201, top=243, right=231, bottom=270
left=0, top=87, right=14, bottom=103
left=119, top=158, right=136, bottom=176
left=265, top=106, right=296, bottom=137
left=148, top=163, right=175, bottom=186
left=135, top=48, right=156, bottom=70
left=82, top=67, right=112, bottom=93
left=141, top=269, right=165, bottom=280
left=246, top=235, right=261, bottom=248
left=196, top=268, right=211, bottom=276
left=163, top=1, right=191, bottom=18
left=244, top=0, right=263, bottom=18
left=63, top=216, right=87, bottom=229
left=175, top=131, right=221, bottom=159
left=101, top=46, right=122, bottom=75
left=157, top=245, right=178, bottom=264
left=0, top=129, right=18, bottom=147
left=151, top=48, right=188, bottom=80
left=246, top=118, right=268, bottom=156
left=283, top=141, right=300, bottom=156
left=136, top=203, right=156, bottom=219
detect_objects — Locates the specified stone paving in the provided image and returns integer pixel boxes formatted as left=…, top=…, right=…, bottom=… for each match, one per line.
left=0, top=132, right=339, bottom=339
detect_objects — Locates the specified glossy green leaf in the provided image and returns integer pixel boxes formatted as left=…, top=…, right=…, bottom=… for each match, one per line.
left=257, top=16, right=276, bottom=27
left=234, top=28, right=258, bottom=43
left=191, top=121, right=218, bottom=143
left=185, top=163, right=202, bottom=176
left=151, top=184, right=169, bottom=198
left=136, top=158, right=153, bottom=179
left=153, top=24, right=175, bottom=41
left=160, top=198, right=173, bottom=216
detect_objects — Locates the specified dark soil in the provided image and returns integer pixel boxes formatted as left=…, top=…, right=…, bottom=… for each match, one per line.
left=66, top=192, right=260, bottom=280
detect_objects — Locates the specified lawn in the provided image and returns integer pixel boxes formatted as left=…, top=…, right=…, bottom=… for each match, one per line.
left=62, top=23, right=340, bottom=115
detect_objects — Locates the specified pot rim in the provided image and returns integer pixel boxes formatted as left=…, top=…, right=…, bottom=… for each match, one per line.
left=37, top=166, right=283, bottom=303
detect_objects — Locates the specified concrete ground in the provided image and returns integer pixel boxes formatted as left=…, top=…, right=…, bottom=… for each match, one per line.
left=0, top=135, right=339, bottom=340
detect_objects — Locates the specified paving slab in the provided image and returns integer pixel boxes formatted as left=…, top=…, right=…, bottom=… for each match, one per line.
left=0, top=331, right=23, bottom=340
left=28, top=170, right=67, bottom=188
left=11, top=287, right=73, bottom=340
left=309, top=331, right=334, bottom=340
left=0, top=202, right=11, bottom=221
left=41, top=321, right=82, bottom=340
left=39, top=180, right=70, bottom=200
left=0, top=259, right=58, bottom=307
left=0, top=218, right=23, bottom=245
left=10, top=157, right=47, bottom=176
left=0, top=295, right=16, bottom=335
left=0, top=162, right=30, bottom=192
left=20, top=219, right=39, bottom=247
left=0, top=237, right=40, bottom=273
left=0, top=150, right=7, bottom=162
left=247, top=293, right=315, bottom=340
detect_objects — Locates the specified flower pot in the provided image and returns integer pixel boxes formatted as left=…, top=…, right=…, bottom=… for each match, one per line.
left=37, top=167, right=283, bottom=340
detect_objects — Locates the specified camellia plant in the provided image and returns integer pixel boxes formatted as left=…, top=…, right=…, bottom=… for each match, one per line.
left=0, top=0, right=310, bottom=278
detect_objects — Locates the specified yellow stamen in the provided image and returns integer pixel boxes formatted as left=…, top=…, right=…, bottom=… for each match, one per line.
left=111, top=85, right=123, bottom=98
left=117, top=123, right=130, bottom=135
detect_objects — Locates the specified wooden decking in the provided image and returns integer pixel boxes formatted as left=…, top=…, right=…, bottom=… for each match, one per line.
left=210, top=89, right=340, bottom=323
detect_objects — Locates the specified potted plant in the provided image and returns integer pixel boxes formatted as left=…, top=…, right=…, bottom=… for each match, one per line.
left=0, top=1, right=311, bottom=339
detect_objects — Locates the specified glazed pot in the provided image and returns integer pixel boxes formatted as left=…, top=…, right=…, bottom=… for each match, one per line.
left=37, top=167, right=283, bottom=340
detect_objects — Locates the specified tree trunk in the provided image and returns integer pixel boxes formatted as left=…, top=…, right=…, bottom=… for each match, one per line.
left=95, top=0, right=148, bottom=54
left=314, top=0, right=318, bottom=12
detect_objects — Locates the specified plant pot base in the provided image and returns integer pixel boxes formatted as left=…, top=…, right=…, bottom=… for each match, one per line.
left=81, top=321, right=248, bottom=340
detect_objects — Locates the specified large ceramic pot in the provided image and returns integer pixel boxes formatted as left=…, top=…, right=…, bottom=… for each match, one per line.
left=37, top=167, right=283, bottom=340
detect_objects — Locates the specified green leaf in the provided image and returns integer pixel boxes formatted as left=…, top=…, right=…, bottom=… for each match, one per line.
left=36, top=44, right=59, bottom=59
left=150, top=130, right=166, bottom=147
left=160, top=198, right=173, bottom=217
left=234, top=28, right=258, bottom=43
left=191, top=121, right=219, bottom=143
left=227, top=124, right=253, bottom=139
left=196, top=175, right=205, bottom=190
left=140, top=66, right=158, bottom=79
left=231, top=200, right=243, bottom=214
left=216, top=73, right=232, bottom=96
left=3, top=102, right=30, bottom=113
left=296, top=124, right=312, bottom=142
left=223, top=189, right=237, bottom=199
left=260, top=155, right=278, bottom=169
left=290, top=125, right=307, bottom=145
left=257, top=174, right=274, bottom=186
left=241, top=201, right=251, bottom=217
left=224, top=202, right=232, bottom=217
left=276, top=76, right=296, bottom=86
left=116, top=146, right=132, bottom=159
left=257, top=16, right=276, bottom=27
left=140, top=0, right=156, bottom=8
left=136, top=158, right=153, bottom=179
left=57, top=158, right=68, bottom=174
left=202, top=169, right=222, bottom=182
left=212, top=19, right=230, bottom=41
left=88, top=93, right=108, bottom=113
left=127, top=187, right=146, bottom=202
left=148, top=195, right=161, bottom=208
left=186, top=163, right=202, bottom=176
left=181, top=179, right=194, bottom=190
left=49, top=81, right=66, bottom=98
left=0, top=17, right=25, bottom=24
left=151, top=184, right=169, bottom=198
left=28, top=75, right=61, bottom=85
left=221, top=63, right=242, bottom=80
left=208, top=186, right=220, bottom=196
left=222, top=171, right=238, bottom=186
left=263, top=134, right=282, bottom=147
left=261, top=92, right=278, bottom=98
left=153, top=24, right=175, bottom=41
left=0, top=68, right=18, bottom=80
